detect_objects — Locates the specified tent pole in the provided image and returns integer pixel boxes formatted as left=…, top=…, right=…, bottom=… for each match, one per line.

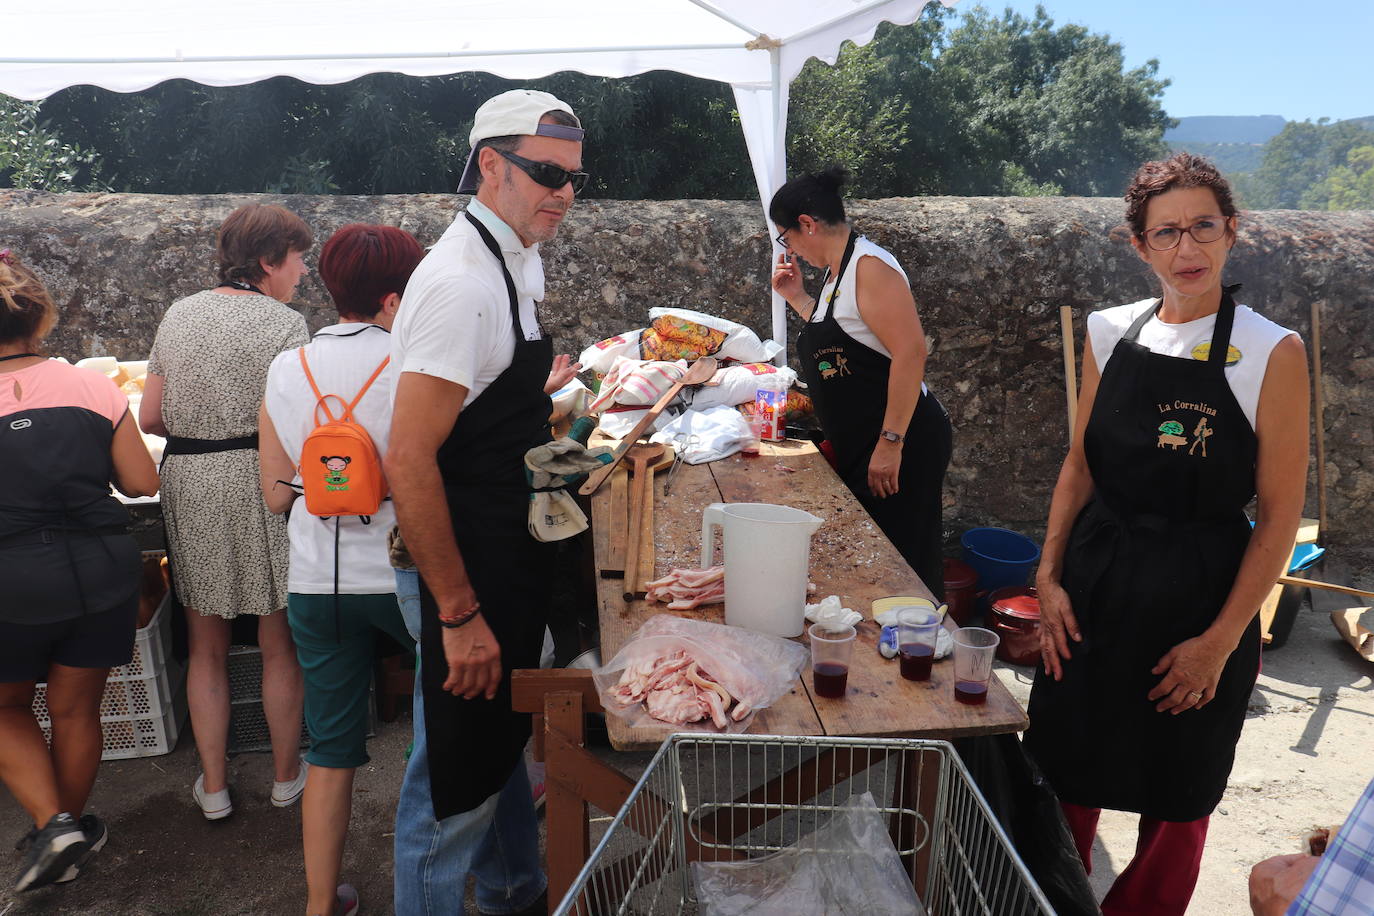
left=770, top=45, right=789, bottom=366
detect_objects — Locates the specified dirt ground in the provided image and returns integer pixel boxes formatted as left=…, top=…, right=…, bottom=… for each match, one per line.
left=2, top=569, right=1371, bottom=915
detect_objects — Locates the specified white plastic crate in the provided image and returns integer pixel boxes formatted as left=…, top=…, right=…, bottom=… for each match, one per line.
left=30, top=594, right=187, bottom=760
left=111, top=588, right=174, bottom=681
left=37, top=683, right=188, bottom=760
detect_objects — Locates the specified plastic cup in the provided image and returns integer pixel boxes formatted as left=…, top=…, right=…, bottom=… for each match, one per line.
left=896, top=606, right=940, bottom=681
left=809, top=623, right=856, bottom=699
left=952, top=627, right=1000, bottom=705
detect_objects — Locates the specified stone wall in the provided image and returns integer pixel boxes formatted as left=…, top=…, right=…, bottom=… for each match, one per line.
left=5, top=189, right=1372, bottom=563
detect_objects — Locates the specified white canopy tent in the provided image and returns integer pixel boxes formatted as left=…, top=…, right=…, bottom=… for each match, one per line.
left=4, top=0, right=958, bottom=351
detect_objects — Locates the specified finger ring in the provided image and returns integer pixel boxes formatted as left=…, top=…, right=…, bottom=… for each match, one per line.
left=1187, top=690, right=1202, bottom=699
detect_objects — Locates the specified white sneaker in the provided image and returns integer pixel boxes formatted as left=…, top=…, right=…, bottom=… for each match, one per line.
left=271, top=758, right=309, bottom=808
left=193, top=775, right=233, bottom=821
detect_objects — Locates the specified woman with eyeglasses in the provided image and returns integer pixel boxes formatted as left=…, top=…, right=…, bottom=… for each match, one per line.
left=769, top=166, right=953, bottom=601
left=1023, top=153, right=1309, bottom=915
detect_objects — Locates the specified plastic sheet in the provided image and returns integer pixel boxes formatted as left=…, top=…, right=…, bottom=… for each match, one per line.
left=691, top=793, right=925, bottom=916
left=593, top=615, right=808, bottom=733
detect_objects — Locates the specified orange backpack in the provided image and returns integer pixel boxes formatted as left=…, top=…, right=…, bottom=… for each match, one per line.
left=297, top=347, right=389, bottom=518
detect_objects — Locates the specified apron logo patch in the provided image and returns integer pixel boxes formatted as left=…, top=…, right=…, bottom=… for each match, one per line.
left=1191, top=342, right=1241, bottom=366
left=1156, top=414, right=1216, bottom=457
left=815, top=353, right=851, bottom=380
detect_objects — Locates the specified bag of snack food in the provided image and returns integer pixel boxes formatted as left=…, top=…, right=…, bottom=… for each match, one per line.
left=647, top=307, right=783, bottom=364
left=578, top=330, right=644, bottom=376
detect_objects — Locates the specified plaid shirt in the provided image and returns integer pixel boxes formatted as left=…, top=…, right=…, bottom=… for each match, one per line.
left=1289, top=776, right=1374, bottom=915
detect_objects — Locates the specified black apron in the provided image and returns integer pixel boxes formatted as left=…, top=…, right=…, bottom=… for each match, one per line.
left=418, top=212, right=555, bottom=818
left=796, top=231, right=953, bottom=600
left=0, top=387, right=139, bottom=625
left=1024, top=288, right=1260, bottom=822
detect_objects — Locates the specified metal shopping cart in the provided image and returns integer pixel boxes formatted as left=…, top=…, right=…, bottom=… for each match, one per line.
left=555, top=733, right=1054, bottom=915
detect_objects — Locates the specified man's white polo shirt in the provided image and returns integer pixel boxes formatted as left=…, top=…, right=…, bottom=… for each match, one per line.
left=392, top=198, right=545, bottom=405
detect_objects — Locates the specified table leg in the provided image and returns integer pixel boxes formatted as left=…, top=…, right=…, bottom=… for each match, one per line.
left=544, top=692, right=590, bottom=914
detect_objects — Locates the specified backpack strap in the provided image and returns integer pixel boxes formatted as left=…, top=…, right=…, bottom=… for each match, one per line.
left=345, top=357, right=391, bottom=421
left=298, top=347, right=341, bottom=425
left=299, top=348, right=390, bottom=425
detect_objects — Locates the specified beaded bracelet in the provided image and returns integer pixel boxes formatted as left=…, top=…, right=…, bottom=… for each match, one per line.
left=438, top=603, right=481, bottom=630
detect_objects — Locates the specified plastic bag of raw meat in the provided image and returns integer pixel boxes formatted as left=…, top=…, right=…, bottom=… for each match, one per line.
left=593, top=615, right=810, bottom=734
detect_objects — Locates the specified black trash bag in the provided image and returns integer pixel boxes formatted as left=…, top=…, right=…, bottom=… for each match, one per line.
left=954, top=733, right=1101, bottom=916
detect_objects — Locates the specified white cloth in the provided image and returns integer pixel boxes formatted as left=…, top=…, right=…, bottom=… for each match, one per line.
left=391, top=198, right=544, bottom=404
left=594, top=407, right=675, bottom=440
left=649, top=406, right=754, bottom=464
left=263, top=323, right=397, bottom=594
left=1088, top=299, right=1298, bottom=431
left=805, top=596, right=862, bottom=630
left=814, top=235, right=927, bottom=394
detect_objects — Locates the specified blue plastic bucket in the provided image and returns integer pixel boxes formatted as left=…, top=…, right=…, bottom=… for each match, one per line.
left=961, top=527, right=1041, bottom=595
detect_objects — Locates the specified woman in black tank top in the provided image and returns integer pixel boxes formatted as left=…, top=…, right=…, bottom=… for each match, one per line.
left=769, top=167, right=952, bottom=601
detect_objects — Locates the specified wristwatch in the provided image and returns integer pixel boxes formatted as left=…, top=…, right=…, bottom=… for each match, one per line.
left=879, top=429, right=904, bottom=443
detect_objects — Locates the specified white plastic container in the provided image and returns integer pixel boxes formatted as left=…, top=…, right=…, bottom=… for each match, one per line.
left=30, top=595, right=186, bottom=759
left=701, top=502, right=823, bottom=638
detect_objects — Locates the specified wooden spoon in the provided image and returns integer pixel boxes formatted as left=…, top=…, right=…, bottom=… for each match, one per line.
left=580, top=357, right=718, bottom=496
left=621, top=442, right=667, bottom=601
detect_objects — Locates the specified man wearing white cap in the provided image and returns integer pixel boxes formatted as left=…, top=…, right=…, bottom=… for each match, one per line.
left=386, top=89, right=585, bottom=916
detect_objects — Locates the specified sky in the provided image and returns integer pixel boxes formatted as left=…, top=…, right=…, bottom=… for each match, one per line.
left=985, top=0, right=1373, bottom=122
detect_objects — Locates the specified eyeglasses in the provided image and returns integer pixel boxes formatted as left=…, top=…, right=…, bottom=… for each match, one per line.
left=775, top=228, right=793, bottom=248
left=497, top=149, right=589, bottom=195
left=1140, top=218, right=1228, bottom=251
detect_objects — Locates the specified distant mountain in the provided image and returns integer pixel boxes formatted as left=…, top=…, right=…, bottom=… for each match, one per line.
left=1170, top=142, right=1266, bottom=177
left=1165, top=115, right=1287, bottom=145
left=1341, top=115, right=1374, bottom=131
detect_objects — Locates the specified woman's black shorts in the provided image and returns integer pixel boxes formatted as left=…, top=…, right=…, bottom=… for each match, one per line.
left=0, top=595, right=137, bottom=683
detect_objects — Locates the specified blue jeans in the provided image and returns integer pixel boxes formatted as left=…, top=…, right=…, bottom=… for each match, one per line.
left=393, top=568, right=546, bottom=916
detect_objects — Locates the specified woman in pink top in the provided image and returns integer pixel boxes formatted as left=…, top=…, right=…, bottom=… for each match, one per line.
left=0, top=250, right=158, bottom=892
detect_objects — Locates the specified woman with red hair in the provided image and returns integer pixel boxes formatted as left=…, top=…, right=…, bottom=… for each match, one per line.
left=259, top=223, right=425, bottom=916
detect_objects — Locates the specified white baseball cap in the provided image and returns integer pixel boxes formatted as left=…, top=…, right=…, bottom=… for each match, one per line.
left=457, top=89, right=583, bottom=194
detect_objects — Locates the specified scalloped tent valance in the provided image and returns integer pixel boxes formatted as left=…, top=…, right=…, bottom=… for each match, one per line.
left=3, top=0, right=959, bottom=352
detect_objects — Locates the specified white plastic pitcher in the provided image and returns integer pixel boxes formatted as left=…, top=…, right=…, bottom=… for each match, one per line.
left=701, top=503, right=824, bottom=638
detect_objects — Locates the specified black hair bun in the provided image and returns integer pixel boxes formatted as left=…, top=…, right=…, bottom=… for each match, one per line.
left=816, top=165, right=850, bottom=194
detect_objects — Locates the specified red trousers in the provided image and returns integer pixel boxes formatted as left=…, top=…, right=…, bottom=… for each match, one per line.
left=1060, top=802, right=1209, bottom=916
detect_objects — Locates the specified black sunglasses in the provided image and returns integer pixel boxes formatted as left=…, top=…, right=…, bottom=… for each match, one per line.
left=497, top=149, right=589, bottom=194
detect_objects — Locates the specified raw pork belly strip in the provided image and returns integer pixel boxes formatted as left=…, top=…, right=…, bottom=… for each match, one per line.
left=608, top=649, right=742, bottom=729
left=644, top=565, right=725, bottom=608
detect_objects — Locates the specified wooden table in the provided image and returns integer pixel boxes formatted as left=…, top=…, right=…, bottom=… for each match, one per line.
left=596, top=437, right=1026, bottom=746
left=513, top=437, right=1028, bottom=910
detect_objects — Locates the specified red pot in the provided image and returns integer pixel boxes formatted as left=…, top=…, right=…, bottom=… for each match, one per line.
left=988, top=586, right=1041, bottom=667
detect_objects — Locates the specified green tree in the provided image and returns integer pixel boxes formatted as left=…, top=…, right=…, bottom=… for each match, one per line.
left=787, top=5, right=1173, bottom=197
left=1305, top=145, right=1374, bottom=210
left=0, top=96, right=101, bottom=191
left=39, top=70, right=755, bottom=199
left=1245, top=120, right=1374, bottom=209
